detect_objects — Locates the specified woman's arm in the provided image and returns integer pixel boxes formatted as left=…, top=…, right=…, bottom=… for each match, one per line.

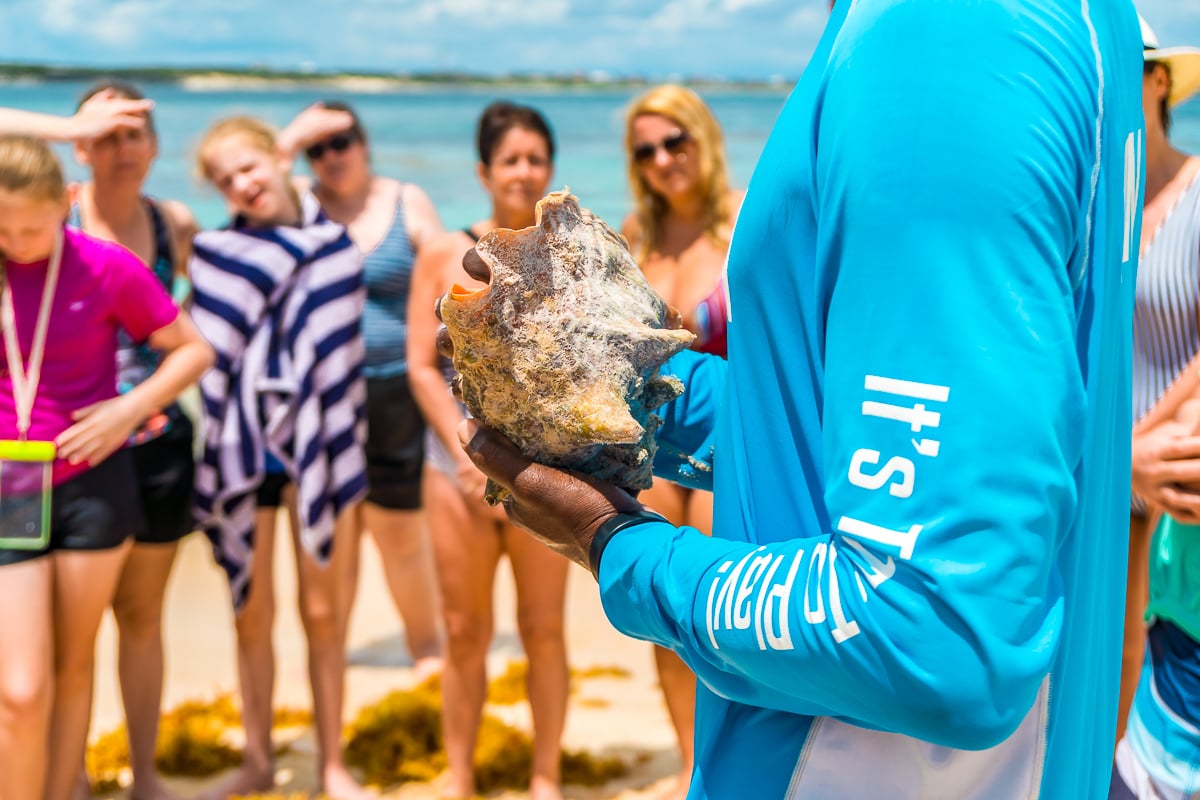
left=406, top=231, right=488, bottom=498
left=401, top=182, right=446, bottom=253
left=56, top=313, right=214, bottom=465
left=1130, top=349, right=1200, bottom=522
left=159, top=199, right=199, bottom=280
left=620, top=213, right=642, bottom=256
left=276, top=103, right=356, bottom=161
left=0, top=92, right=153, bottom=141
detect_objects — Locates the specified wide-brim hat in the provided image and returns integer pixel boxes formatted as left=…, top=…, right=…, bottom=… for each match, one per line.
left=1142, top=14, right=1200, bottom=107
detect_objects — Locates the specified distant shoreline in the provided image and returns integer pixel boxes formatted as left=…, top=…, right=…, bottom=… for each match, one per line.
left=0, top=63, right=794, bottom=93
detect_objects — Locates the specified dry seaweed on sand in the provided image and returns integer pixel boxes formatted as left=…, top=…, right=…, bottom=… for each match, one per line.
left=439, top=189, right=694, bottom=503
left=573, top=664, right=632, bottom=680
left=343, top=676, right=630, bottom=791
left=342, top=678, right=447, bottom=786
left=86, top=694, right=312, bottom=789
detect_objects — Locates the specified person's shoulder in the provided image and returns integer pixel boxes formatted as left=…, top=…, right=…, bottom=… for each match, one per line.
left=374, top=175, right=402, bottom=194
left=65, top=229, right=148, bottom=298
left=66, top=227, right=139, bottom=269
left=398, top=181, right=444, bottom=246
left=398, top=179, right=434, bottom=206
left=419, top=228, right=474, bottom=266
left=151, top=199, right=199, bottom=276
left=156, top=198, right=200, bottom=242
left=620, top=213, right=640, bottom=246
left=397, top=180, right=439, bottom=221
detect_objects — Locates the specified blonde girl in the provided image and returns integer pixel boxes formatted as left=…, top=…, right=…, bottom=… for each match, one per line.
left=190, top=117, right=370, bottom=800
left=0, top=81, right=202, bottom=800
left=0, top=135, right=212, bottom=800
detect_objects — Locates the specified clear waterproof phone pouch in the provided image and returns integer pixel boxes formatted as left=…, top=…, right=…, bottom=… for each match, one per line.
left=0, top=440, right=54, bottom=550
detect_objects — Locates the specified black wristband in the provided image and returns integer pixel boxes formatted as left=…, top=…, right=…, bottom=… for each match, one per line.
left=588, top=509, right=670, bottom=579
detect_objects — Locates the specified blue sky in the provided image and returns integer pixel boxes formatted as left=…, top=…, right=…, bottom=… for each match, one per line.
left=1, top=1, right=1197, bottom=82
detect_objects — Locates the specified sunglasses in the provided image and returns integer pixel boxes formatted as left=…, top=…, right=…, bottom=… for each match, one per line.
left=632, top=130, right=692, bottom=165
left=305, top=132, right=358, bottom=160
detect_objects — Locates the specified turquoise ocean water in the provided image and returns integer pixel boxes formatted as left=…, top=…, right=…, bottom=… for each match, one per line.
left=0, top=82, right=791, bottom=232
left=0, top=81, right=1198, bottom=233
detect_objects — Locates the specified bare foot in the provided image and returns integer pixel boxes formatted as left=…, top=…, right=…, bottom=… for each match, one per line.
left=321, top=763, right=376, bottom=800
left=431, top=770, right=477, bottom=800
left=529, top=774, right=565, bottom=800
left=129, top=776, right=183, bottom=800
left=72, top=770, right=91, bottom=800
left=195, top=764, right=274, bottom=800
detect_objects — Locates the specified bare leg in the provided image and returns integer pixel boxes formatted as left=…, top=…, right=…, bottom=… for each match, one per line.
left=1118, top=511, right=1155, bottom=742
left=653, top=649, right=696, bottom=800
left=46, top=542, right=132, bottom=800
left=506, top=526, right=569, bottom=800
left=335, top=507, right=363, bottom=639
left=362, top=503, right=443, bottom=677
left=71, top=771, right=91, bottom=800
left=640, top=478, right=708, bottom=800
left=112, top=541, right=181, bottom=800
left=199, top=510, right=279, bottom=800
left=288, top=492, right=370, bottom=800
left=0, top=557, right=54, bottom=800
left=427, top=467, right=503, bottom=799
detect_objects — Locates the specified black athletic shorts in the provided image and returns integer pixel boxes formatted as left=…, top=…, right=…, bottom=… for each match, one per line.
left=365, top=373, right=425, bottom=511
left=256, top=472, right=291, bottom=509
left=131, top=410, right=196, bottom=544
left=0, top=447, right=146, bottom=566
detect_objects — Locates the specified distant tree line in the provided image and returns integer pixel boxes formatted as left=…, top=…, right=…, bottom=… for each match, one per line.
left=0, top=62, right=789, bottom=90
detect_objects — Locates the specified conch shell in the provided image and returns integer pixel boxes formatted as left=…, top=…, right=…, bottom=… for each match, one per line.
left=439, top=190, right=695, bottom=502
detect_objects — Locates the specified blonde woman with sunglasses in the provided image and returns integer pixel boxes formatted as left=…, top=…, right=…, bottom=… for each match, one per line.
left=620, top=84, right=741, bottom=800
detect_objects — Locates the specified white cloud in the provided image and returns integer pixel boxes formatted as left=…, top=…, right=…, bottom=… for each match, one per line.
left=438, top=0, right=569, bottom=23
left=5, top=0, right=1200, bottom=83
left=37, top=0, right=85, bottom=35
left=721, top=0, right=774, bottom=11
left=32, top=0, right=179, bottom=47
left=784, top=5, right=829, bottom=33
left=1140, top=0, right=1200, bottom=46
left=646, top=0, right=728, bottom=33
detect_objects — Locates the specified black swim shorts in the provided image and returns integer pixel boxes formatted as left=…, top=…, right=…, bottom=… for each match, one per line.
left=364, top=373, right=426, bottom=511
left=0, top=447, right=146, bottom=566
left=130, top=409, right=196, bottom=545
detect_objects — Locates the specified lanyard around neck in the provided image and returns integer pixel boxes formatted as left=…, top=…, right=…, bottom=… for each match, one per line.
left=1, top=229, right=63, bottom=440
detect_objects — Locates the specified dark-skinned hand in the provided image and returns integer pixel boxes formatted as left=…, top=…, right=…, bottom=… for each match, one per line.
left=437, top=247, right=666, bottom=572
left=457, top=417, right=644, bottom=571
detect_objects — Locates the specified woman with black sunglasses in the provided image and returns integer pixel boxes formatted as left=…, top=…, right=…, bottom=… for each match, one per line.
left=620, top=83, right=741, bottom=800
left=278, top=101, right=446, bottom=683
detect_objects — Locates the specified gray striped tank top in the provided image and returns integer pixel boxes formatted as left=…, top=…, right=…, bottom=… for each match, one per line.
left=362, top=189, right=415, bottom=379
left=1133, top=170, right=1200, bottom=424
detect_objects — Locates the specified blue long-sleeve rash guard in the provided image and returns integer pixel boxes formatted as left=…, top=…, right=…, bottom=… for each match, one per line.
left=601, top=1, right=1145, bottom=798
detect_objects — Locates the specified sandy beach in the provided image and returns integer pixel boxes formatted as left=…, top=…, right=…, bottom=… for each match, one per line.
left=89, top=512, right=683, bottom=799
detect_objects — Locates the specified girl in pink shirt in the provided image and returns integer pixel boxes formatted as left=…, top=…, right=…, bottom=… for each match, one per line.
left=0, top=135, right=213, bottom=800
left=4, top=81, right=204, bottom=800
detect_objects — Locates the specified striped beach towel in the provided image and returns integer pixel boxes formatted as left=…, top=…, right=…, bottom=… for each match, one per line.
left=190, top=193, right=367, bottom=608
